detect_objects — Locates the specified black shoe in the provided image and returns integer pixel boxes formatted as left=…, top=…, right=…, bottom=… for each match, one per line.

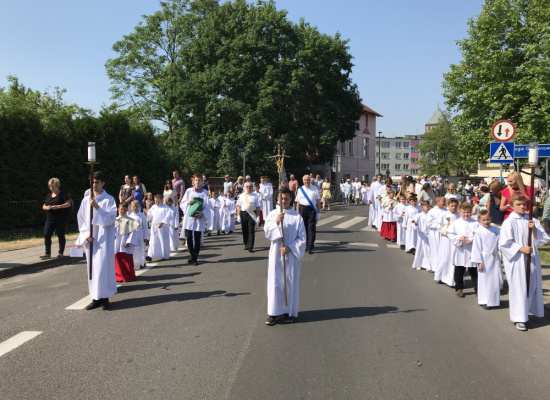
left=411, top=249, right=416, bottom=255
left=217, top=231, right=221, bottom=235
left=192, top=260, right=199, bottom=266
left=85, top=299, right=102, bottom=310
left=163, top=258, right=169, bottom=261
left=188, top=257, right=193, bottom=264
left=282, top=313, right=294, bottom=324
left=57, top=253, right=64, bottom=258
left=372, top=225, right=376, bottom=229
left=141, top=263, right=146, bottom=269
left=400, top=245, right=405, bottom=250
left=244, top=247, right=249, bottom=251
left=207, top=232, right=211, bottom=237
left=248, top=248, right=254, bottom=253
left=146, top=256, right=152, bottom=262
left=482, top=304, right=493, bottom=310
left=308, top=248, right=314, bottom=254
left=265, top=316, right=278, bottom=326
left=101, top=298, right=110, bottom=310
left=40, top=254, right=51, bottom=259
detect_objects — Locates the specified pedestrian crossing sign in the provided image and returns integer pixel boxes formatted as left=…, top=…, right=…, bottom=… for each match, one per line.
left=490, top=142, right=514, bottom=164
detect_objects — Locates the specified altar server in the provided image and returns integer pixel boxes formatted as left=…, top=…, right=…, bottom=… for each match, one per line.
left=264, top=187, right=307, bottom=325
left=499, top=195, right=550, bottom=331
left=129, top=200, right=149, bottom=269
left=471, top=210, right=502, bottom=310
left=411, top=201, right=431, bottom=271
left=438, top=198, right=459, bottom=287
left=147, top=194, right=172, bottom=261
left=404, top=195, right=420, bottom=254
left=114, top=202, right=139, bottom=283
left=394, top=195, right=408, bottom=249
left=75, top=171, right=117, bottom=311
left=259, top=176, right=274, bottom=224
left=166, top=197, right=180, bottom=250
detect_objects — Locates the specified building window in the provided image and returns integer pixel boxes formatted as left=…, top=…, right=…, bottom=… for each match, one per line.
left=395, top=142, right=401, bottom=148
left=395, top=164, right=401, bottom=170
left=375, top=163, right=379, bottom=170
left=411, top=146, right=418, bottom=152
left=404, top=142, right=410, bottom=148
left=382, top=153, right=390, bottom=159
left=395, top=153, right=401, bottom=160
left=403, top=153, right=409, bottom=159
left=376, top=140, right=379, bottom=147
left=411, top=169, right=419, bottom=174
left=340, top=142, right=346, bottom=154
left=411, top=158, right=418, bottom=163
left=381, top=163, right=390, bottom=170
left=363, top=138, right=369, bottom=158
left=362, top=174, right=369, bottom=182
left=343, top=174, right=351, bottom=180
left=403, top=164, right=409, bottom=170
left=348, top=140, right=354, bottom=156
left=376, top=152, right=379, bottom=158
left=381, top=141, right=390, bottom=148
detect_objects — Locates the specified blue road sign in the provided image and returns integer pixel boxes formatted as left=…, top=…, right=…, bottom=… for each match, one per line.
left=490, top=142, right=514, bottom=164
left=514, top=144, right=550, bottom=158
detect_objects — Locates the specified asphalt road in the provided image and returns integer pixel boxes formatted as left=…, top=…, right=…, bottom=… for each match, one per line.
left=1, top=205, right=550, bottom=399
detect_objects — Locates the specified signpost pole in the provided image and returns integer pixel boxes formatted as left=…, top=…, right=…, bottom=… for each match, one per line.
left=499, top=164, right=502, bottom=181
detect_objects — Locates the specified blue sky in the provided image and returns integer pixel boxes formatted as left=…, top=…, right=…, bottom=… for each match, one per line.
left=0, top=0, right=484, bottom=137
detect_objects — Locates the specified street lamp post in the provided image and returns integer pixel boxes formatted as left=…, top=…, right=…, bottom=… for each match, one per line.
left=378, top=131, right=382, bottom=175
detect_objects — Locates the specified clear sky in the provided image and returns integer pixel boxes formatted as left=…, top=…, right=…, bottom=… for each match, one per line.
left=0, top=0, right=485, bottom=137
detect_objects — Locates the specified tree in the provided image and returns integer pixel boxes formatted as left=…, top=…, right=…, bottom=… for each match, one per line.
left=106, top=0, right=363, bottom=177
left=417, top=115, right=469, bottom=176
left=442, top=0, right=550, bottom=167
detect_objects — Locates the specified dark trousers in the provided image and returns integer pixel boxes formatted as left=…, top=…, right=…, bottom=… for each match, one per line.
left=299, top=205, right=316, bottom=250
left=241, top=211, right=256, bottom=249
left=44, top=219, right=68, bottom=255
left=454, top=266, right=478, bottom=292
left=185, top=229, right=202, bottom=261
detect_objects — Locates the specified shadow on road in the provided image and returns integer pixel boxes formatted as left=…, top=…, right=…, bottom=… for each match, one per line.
left=297, top=306, right=425, bottom=323
left=111, top=290, right=251, bottom=310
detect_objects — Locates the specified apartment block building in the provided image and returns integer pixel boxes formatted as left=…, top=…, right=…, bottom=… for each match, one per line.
left=375, top=135, right=422, bottom=179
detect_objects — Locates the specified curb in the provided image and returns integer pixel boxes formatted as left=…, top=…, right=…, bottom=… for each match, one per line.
left=0, top=256, right=85, bottom=280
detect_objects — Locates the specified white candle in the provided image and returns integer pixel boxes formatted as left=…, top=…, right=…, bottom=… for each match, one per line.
left=529, top=146, right=538, bottom=165
left=88, top=142, right=96, bottom=162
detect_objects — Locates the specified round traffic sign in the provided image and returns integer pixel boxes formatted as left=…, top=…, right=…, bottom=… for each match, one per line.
left=491, top=120, right=516, bottom=142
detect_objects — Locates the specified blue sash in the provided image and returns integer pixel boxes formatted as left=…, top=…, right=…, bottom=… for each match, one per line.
left=300, top=187, right=318, bottom=214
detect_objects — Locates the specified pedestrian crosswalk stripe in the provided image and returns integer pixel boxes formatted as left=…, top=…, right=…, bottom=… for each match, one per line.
left=0, top=331, right=42, bottom=358
left=348, top=242, right=378, bottom=248
left=386, top=244, right=400, bottom=248
left=333, top=216, right=368, bottom=230
left=360, top=225, right=377, bottom=231
left=316, top=215, right=345, bottom=226
left=316, top=240, right=341, bottom=245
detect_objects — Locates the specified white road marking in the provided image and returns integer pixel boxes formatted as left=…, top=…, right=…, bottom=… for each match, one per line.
left=315, top=240, right=341, bottom=245
left=361, top=225, right=378, bottom=231
left=0, top=331, right=42, bottom=357
left=386, top=244, right=400, bottom=248
left=348, top=242, right=379, bottom=248
left=67, top=263, right=159, bottom=309
left=316, top=215, right=345, bottom=226
left=333, top=217, right=368, bottom=230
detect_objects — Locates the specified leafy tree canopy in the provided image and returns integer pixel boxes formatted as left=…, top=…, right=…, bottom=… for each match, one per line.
left=106, top=0, right=363, bottom=177
left=442, top=0, right=550, bottom=167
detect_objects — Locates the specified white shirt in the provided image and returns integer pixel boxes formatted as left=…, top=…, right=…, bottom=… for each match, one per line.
left=295, top=185, right=320, bottom=207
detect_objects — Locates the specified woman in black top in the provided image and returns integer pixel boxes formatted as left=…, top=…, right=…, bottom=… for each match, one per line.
left=488, top=180, right=505, bottom=225
left=42, top=178, right=71, bottom=258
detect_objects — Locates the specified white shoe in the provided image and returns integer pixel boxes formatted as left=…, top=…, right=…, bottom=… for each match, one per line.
left=416, top=267, right=422, bottom=271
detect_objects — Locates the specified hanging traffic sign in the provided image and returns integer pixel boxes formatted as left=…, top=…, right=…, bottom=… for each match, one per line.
left=490, top=142, right=514, bottom=164
left=491, top=120, right=516, bottom=142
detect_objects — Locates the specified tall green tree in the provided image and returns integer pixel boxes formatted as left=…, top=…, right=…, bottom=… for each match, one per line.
left=106, top=0, right=363, bottom=177
left=442, top=0, right=550, bottom=166
left=417, top=116, right=470, bottom=176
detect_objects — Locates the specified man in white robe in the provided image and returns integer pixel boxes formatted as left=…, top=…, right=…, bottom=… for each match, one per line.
left=264, top=187, right=307, bottom=325
left=75, top=171, right=117, bottom=310
left=259, top=176, right=274, bottom=224
left=367, top=174, right=384, bottom=228
left=147, top=194, right=172, bottom=260
left=499, top=195, right=550, bottom=331
left=180, top=173, right=211, bottom=265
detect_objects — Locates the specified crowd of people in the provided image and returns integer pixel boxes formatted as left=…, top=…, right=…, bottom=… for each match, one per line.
left=365, top=171, right=549, bottom=332
left=40, top=169, right=549, bottom=329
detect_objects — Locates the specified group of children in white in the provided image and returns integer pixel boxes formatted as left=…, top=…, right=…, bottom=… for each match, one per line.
left=366, top=175, right=549, bottom=332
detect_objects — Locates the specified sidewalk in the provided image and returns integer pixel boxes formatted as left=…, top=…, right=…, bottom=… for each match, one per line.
left=0, top=244, right=85, bottom=279
left=2, top=231, right=550, bottom=319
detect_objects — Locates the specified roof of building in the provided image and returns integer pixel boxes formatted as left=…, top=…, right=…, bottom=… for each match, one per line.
left=426, top=107, right=445, bottom=125
left=361, top=103, right=383, bottom=117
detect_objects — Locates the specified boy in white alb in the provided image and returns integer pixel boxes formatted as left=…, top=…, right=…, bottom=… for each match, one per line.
left=447, top=202, right=478, bottom=298
left=499, top=195, right=550, bottom=331
left=166, top=197, right=180, bottom=251
left=394, top=195, right=408, bottom=250
left=412, top=201, right=431, bottom=271
left=438, top=198, right=459, bottom=287
left=380, top=190, right=397, bottom=242
left=404, top=195, right=420, bottom=255
left=207, top=192, right=221, bottom=236
left=147, top=194, right=172, bottom=261
left=129, top=200, right=149, bottom=269
left=220, top=191, right=235, bottom=234
left=427, top=196, right=446, bottom=274
left=471, top=210, right=502, bottom=310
